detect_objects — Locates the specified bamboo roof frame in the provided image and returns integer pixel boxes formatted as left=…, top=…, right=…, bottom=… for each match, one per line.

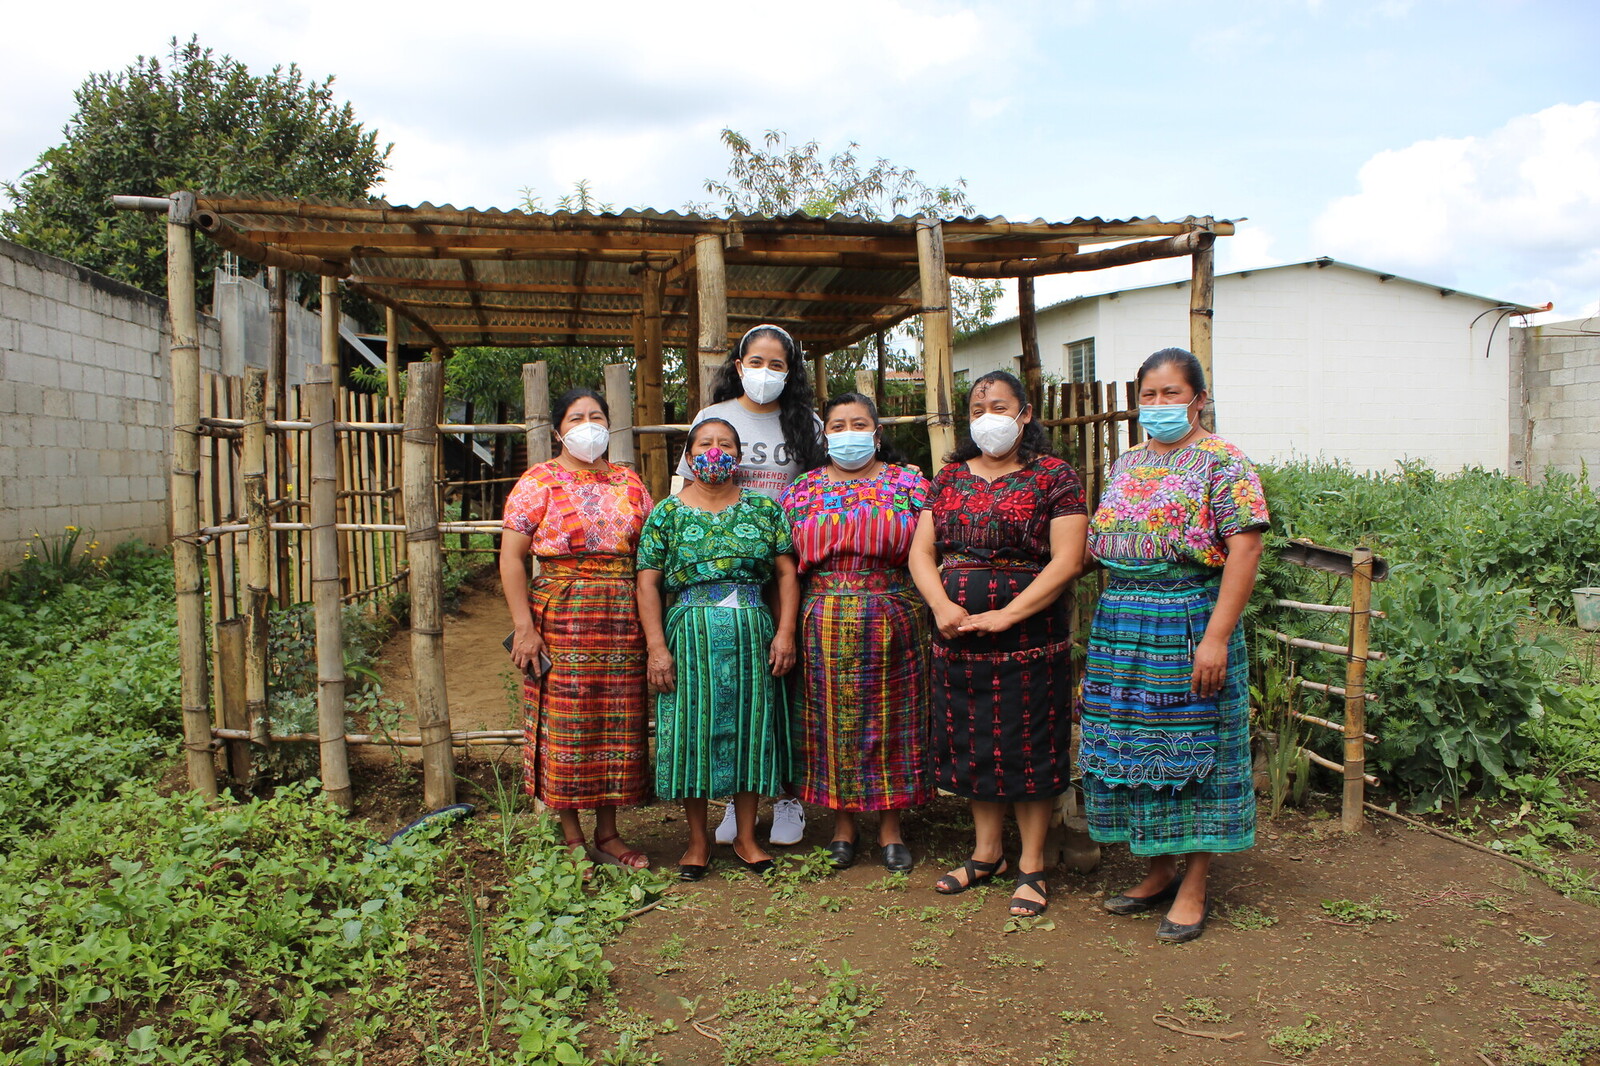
left=178, top=196, right=1234, bottom=352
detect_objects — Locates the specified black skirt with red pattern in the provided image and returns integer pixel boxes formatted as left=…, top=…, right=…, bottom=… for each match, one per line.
left=930, top=564, right=1074, bottom=801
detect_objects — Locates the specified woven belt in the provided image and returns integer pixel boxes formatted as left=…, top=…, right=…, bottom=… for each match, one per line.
left=674, top=581, right=765, bottom=608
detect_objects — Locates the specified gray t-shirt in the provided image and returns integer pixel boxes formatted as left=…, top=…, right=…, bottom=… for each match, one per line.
left=675, top=399, right=823, bottom=500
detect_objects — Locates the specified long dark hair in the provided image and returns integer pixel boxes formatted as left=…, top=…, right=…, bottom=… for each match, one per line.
left=823, top=392, right=903, bottom=465
left=1136, top=347, right=1208, bottom=396
left=945, top=370, right=1054, bottom=464
left=708, top=325, right=826, bottom=471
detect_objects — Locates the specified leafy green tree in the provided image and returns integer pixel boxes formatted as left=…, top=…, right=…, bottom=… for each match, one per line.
left=697, top=128, right=1002, bottom=389
left=1, top=36, right=389, bottom=304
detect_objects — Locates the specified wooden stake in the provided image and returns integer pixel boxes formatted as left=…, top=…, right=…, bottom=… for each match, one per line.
left=308, top=364, right=352, bottom=808
left=522, top=362, right=552, bottom=465
left=404, top=362, right=456, bottom=808
left=873, top=331, right=887, bottom=411
left=1018, top=277, right=1043, bottom=413
left=694, top=234, right=727, bottom=407
left=1189, top=230, right=1216, bottom=431
left=216, top=619, right=250, bottom=783
left=683, top=280, right=701, bottom=412
left=1342, top=546, right=1375, bottom=832
left=639, top=270, right=668, bottom=498
left=167, top=193, right=218, bottom=800
left=916, top=219, right=957, bottom=465
left=606, top=364, right=638, bottom=467
left=268, top=268, right=292, bottom=606
left=242, top=368, right=273, bottom=757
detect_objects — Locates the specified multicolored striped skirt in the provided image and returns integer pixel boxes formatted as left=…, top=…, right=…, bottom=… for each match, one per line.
left=522, top=554, right=649, bottom=809
left=654, top=581, right=790, bottom=799
left=793, top=569, right=933, bottom=812
left=931, top=565, right=1073, bottom=801
left=1080, top=563, right=1255, bottom=855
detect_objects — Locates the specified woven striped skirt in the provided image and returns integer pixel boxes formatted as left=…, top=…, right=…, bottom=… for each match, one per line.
left=793, top=569, right=933, bottom=812
left=654, top=582, right=790, bottom=799
left=522, top=554, right=649, bottom=809
left=1080, top=566, right=1255, bottom=855
left=931, top=565, right=1073, bottom=801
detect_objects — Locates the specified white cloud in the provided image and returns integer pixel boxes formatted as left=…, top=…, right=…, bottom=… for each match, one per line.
left=1312, top=102, right=1600, bottom=316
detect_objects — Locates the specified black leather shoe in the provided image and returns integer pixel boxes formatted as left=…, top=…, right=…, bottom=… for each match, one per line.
left=1155, top=897, right=1211, bottom=944
left=825, top=839, right=856, bottom=870
left=677, top=862, right=710, bottom=882
left=1103, top=874, right=1183, bottom=915
left=732, top=843, right=775, bottom=876
left=880, top=842, right=914, bottom=873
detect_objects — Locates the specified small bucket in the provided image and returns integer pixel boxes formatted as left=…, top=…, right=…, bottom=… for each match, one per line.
left=1574, top=588, right=1600, bottom=632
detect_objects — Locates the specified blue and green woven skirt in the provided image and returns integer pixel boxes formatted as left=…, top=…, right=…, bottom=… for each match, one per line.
left=654, top=581, right=791, bottom=799
left=1079, top=563, right=1255, bottom=855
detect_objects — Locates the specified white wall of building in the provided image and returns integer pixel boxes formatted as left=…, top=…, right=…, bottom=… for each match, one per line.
left=954, top=260, right=1516, bottom=474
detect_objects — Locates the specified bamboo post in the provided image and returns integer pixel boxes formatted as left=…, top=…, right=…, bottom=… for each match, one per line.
left=638, top=270, right=668, bottom=498
left=216, top=619, right=250, bottom=783
left=694, top=233, right=727, bottom=407
left=874, top=331, right=888, bottom=411
left=812, top=349, right=828, bottom=406
left=1189, top=229, right=1216, bottom=431
left=683, top=280, right=701, bottom=412
left=1018, top=276, right=1043, bottom=413
left=605, top=363, right=637, bottom=467
left=1342, top=546, right=1375, bottom=832
left=269, top=268, right=292, bottom=606
left=1125, top=381, right=1143, bottom=446
left=242, top=368, right=272, bottom=757
left=523, top=361, right=552, bottom=465
left=385, top=307, right=401, bottom=404
left=167, top=193, right=218, bottom=799
left=308, top=364, right=352, bottom=808
left=916, top=219, right=957, bottom=464
left=404, top=362, right=456, bottom=808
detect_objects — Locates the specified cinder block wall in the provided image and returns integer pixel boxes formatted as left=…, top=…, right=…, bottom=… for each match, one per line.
left=0, top=237, right=220, bottom=567
left=1516, top=318, right=1600, bottom=488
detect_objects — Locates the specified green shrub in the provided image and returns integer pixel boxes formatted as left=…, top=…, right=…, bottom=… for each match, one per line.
left=1253, top=461, right=1592, bottom=804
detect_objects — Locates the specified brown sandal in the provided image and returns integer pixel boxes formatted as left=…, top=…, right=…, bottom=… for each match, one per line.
left=593, top=833, right=651, bottom=870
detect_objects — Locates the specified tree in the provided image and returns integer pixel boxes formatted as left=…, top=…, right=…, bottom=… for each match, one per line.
left=1, top=36, right=389, bottom=305
left=698, top=128, right=1002, bottom=386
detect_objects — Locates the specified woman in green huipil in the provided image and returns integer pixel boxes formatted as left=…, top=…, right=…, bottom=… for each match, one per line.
left=636, top=418, right=799, bottom=882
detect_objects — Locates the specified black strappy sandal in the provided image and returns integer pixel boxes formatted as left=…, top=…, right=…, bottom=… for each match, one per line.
left=933, top=856, right=1008, bottom=895
left=1009, top=869, right=1050, bottom=916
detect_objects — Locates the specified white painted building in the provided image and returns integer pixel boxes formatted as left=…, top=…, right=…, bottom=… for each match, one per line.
left=952, top=258, right=1539, bottom=474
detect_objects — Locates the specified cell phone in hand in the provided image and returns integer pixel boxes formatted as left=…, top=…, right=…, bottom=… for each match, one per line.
left=503, top=633, right=552, bottom=680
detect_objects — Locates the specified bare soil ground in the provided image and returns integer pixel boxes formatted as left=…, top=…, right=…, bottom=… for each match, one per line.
left=356, top=579, right=1600, bottom=1066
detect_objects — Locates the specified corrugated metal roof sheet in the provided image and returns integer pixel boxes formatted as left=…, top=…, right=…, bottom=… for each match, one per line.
left=191, top=196, right=1230, bottom=350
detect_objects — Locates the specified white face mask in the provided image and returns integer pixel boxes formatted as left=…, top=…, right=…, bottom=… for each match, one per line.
left=740, top=366, right=788, bottom=405
left=970, top=411, right=1023, bottom=457
left=562, top=422, right=610, bottom=463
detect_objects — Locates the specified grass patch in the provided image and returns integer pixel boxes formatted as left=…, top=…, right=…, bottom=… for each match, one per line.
left=716, top=961, right=882, bottom=1065
left=1320, top=897, right=1400, bottom=923
left=1268, top=1013, right=1335, bottom=1057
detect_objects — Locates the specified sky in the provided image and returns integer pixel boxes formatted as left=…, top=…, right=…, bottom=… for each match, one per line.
left=2, top=0, right=1598, bottom=321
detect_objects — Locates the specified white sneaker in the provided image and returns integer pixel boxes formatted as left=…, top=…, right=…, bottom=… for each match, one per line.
left=769, top=797, right=806, bottom=846
left=713, top=802, right=738, bottom=845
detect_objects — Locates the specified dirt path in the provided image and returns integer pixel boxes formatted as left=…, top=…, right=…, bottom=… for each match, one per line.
left=367, top=581, right=1600, bottom=1066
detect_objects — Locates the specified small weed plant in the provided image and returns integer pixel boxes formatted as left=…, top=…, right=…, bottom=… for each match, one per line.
left=1268, top=1013, right=1335, bottom=1057
left=1321, top=897, right=1400, bottom=923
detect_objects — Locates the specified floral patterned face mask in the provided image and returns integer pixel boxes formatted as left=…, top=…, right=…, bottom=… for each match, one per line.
left=690, top=446, right=738, bottom=485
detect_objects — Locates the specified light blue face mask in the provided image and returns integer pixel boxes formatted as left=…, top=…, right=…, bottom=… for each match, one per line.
left=1139, top=402, right=1196, bottom=444
left=827, top=430, right=877, bottom=471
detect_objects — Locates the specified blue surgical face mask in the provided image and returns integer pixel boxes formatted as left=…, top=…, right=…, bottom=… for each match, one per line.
left=1139, top=402, right=1195, bottom=444
left=827, top=430, right=877, bottom=471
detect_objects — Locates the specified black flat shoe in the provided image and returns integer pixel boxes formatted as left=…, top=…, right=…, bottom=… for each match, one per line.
left=732, top=844, right=776, bottom=876
left=1155, top=897, right=1211, bottom=944
left=880, top=842, right=914, bottom=873
left=677, top=862, right=710, bottom=882
left=1103, top=874, right=1184, bottom=915
left=825, top=839, right=856, bottom=870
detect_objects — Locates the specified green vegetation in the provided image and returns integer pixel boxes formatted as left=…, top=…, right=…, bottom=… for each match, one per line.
left=1320, top=897, right=1401, bottom=923
left=1515, top=972, right=1595, bottom=1004
left=1256, top=461, right=1599, bottom=809
left=1267, top=1013, right=1335, bottom=1057
left=714, top=961, right=882, bottom=1066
